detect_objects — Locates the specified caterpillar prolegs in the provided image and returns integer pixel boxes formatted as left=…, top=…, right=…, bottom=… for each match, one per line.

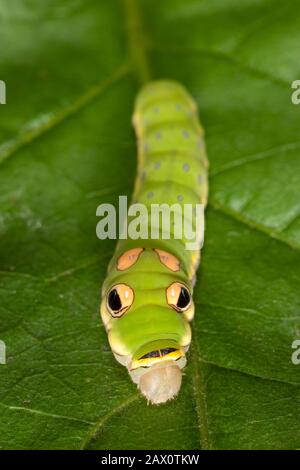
left=100, top=81, right=208, bottom=404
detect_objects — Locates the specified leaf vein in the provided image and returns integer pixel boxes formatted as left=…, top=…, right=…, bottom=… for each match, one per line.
left=0, top=402, right=94, bottom=425
left=0, top=64, right=129, bottom=166
left=80, top=393, right=140, bottom=449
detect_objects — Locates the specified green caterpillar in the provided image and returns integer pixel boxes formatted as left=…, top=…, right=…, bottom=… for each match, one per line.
left=100, top=81, right=208, bottom=404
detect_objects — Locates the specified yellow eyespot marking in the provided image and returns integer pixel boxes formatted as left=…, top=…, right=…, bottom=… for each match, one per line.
left=107, top=284, right=134, bottom=318
left=166, top=282, right=191, bottom=312
left=154, top=249, right=180, bottom=272
left=117, top=248, right=144, bottom=271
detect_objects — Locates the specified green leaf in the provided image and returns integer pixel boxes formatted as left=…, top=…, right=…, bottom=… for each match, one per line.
left=0, top=0, right=300, bottom=450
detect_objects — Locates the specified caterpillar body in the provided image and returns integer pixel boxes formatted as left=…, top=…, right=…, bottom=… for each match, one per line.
left=100, top=81, right=208, bottom=404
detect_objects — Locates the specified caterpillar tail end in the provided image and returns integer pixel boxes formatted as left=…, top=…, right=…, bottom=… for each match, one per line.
left=138, top=363, right=182, bottom=405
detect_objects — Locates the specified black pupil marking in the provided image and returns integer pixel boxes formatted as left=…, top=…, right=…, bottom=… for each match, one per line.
left=108, top=289, right=122, bottom=312
left=140, top=348, right=177, bottom=360
left=177, top=287, right=190, bottom=309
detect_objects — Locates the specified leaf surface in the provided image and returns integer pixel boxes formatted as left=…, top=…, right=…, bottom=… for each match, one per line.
left=0, top=0, right=299, bottom=450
